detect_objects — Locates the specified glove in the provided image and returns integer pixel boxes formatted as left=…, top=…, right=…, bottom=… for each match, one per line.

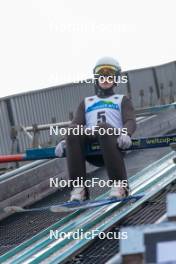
left=55, top=140, right=66, bottom=157
left=117, top=134, right=132, bottom=150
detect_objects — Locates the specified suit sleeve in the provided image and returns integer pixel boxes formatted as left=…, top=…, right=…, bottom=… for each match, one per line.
left=121, top=96, right=136, bottom=136
left=71, top=100, right=86, bottom=125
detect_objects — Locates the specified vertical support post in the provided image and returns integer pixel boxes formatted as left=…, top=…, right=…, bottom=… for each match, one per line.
left=32, top=124, right=40, bottom=148
left=169, top=81, right=174, bottom=103
left=139, top=89, right=144, bottom=108
left=152, top=67, right=160, bottom=101
left=149, top=86, right=154, bottom=106
left=49, top=117, right=57, bottom=146
left=159, top=83, right=165, bottom=105
left=69, top=111, right=73, bottom=121
left=10, top=126, right=20, bottom=168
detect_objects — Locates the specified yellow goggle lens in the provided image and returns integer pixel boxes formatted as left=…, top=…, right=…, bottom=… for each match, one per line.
left=94, top=65, right=117, bottom=76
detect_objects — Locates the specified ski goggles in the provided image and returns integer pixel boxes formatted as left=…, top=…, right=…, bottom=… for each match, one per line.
left=94, top=65, right=117, bottom=77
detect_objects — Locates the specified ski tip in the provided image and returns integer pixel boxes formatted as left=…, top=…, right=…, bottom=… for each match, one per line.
left=3, top=206, right=25, bottom=213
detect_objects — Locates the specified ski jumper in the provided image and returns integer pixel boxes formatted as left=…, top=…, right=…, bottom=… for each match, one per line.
left=66, top=93, right=136, bottom=184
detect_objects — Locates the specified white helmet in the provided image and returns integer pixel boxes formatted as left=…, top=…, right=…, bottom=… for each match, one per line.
left=93, top=56, right=121, bottom=77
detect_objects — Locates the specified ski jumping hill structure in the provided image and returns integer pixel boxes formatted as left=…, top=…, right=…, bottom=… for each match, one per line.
left=0, top=61, right=176, bottom=264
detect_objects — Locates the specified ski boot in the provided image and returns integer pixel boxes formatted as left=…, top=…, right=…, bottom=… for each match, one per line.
left=70, top=186, right=90, bottom=202
left=110, top=185, right=130, bottom=199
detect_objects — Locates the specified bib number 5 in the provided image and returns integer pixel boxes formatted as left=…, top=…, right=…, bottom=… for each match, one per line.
left=97, top=111, right=106, bottom=123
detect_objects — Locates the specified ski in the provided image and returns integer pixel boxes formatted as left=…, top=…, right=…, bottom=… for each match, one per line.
left=3, top=193, right=144, bottom=213
left=87, top=134, right=176, bottom=155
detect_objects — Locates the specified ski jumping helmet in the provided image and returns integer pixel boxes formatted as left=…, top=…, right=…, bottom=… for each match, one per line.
left=93, top=57, right=121, bottom=95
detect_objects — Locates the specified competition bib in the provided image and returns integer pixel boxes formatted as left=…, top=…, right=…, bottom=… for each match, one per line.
left=85, top=94, right=124, bottom=128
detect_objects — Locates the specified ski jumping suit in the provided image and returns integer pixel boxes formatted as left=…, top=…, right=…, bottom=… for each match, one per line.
left=66, top=92, right=136, bottom=183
